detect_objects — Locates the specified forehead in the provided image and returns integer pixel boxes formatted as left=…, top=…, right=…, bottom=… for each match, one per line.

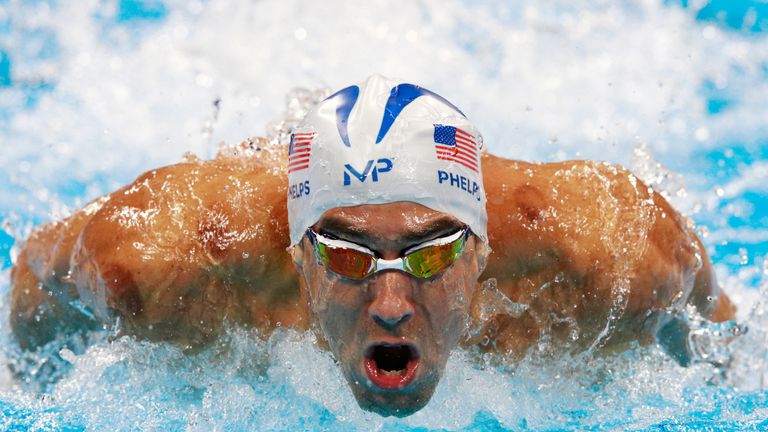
left=314, top=201, right=463, bottom=244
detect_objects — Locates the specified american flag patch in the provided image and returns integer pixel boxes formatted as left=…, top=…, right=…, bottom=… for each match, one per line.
left=288, top=132, right=315, bottom=173
left=433, top=125, right=479, bottom=173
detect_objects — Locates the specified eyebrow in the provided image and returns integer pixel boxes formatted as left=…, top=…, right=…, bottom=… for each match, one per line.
left=315, top=215, right=463, bottom=251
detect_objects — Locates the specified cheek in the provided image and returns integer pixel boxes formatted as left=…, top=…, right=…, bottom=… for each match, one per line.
left=303, top=264, right=367, bottom=352
left=323, top=287, right=365, bottom=336
left=445, top=258, right=478, bottom=312
left=303, top=257, right=353, bottom=316
left=433, top=245, right=481, bottom=314
left=304, top=264, right=332, bottom=314
left=420, top=264, right=477, bottom=341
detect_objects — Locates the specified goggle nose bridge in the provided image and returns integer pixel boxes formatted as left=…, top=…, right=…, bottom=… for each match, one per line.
left=374, top=257, right=406, bottom=273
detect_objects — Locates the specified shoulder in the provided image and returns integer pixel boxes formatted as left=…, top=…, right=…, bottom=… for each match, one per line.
left=72, top=151, right=294, bottom=324
left=481, top=154, right=691, bottom=279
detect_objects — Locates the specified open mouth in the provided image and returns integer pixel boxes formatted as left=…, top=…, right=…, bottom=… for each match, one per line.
left=364, top=343, right=420, bottom=390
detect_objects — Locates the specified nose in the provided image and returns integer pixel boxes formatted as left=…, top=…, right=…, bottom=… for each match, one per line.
left=368, top=271, right=415, bottom=330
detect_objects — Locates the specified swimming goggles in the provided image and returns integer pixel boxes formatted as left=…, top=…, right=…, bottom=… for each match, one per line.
left=305, top=226, right=470, bottom=281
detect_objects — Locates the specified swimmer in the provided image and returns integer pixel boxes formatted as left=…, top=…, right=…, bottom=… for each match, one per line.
left=9, top=75, right=735, bottom=416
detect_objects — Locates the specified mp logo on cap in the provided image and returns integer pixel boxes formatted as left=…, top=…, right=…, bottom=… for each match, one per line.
left=343, top=158, right=393, bottom=185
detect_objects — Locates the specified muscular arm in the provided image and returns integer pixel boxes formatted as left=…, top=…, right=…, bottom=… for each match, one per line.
left=11, top=143, right=306, bottom=349
left=10, top=147, right=734, bottom=356
left=474, top=154, right=735, bottom=357
left=10, top=199, right=105, bottom=350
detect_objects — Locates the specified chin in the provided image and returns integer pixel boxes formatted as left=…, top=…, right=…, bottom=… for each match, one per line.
left=351, top=383, right=437, bottom=417
left=344, top=365, right=441, bottom=417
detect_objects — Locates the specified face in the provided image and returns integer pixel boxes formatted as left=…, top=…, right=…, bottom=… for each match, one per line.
left=293, top=202, right=484, bottom=417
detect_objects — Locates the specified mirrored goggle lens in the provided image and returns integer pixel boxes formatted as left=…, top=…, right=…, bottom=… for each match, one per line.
left=404, top=234, right=466, bottom=278
left=315, top=241, right=376, bottom=280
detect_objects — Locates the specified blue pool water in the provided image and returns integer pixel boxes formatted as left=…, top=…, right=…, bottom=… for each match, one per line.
left=1, top=0, right=768, bottom=430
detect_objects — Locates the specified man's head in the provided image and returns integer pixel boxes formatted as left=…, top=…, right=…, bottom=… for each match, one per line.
left=286, top=75, right=488, bottom=416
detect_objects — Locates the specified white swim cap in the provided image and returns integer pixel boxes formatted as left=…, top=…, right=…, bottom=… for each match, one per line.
left=286, top=74, right=487, bottom=246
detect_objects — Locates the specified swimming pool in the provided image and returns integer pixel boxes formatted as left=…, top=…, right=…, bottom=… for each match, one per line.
left=1, top=0, right=767, bottom=430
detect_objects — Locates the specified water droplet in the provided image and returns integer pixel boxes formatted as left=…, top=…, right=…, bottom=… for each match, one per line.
left=694, top=127, right=710, bottom=141
left=183, top=151, right=201, bottom=163
left=739, top=248, right=748, bottom=265
left=698, top=225, right=709, bottom=238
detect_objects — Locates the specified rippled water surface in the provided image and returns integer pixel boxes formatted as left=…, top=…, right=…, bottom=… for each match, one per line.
left=1, top=0, right=767, bottom=430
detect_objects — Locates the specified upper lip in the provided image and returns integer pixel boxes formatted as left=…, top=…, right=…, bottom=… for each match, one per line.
left=364, top=339, right=420, bottom=359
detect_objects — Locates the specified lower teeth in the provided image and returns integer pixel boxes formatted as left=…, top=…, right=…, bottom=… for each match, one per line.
left=380, top=369, right=404, bottom=377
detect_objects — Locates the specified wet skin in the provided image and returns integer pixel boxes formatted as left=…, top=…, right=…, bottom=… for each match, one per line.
left=293, top=204, right=484, bottom=416
left=9, top=140, right=736, bottom=415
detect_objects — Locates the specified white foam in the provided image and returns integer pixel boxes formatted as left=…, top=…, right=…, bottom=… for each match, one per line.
left=1, top=0, right=768, bottom=429
left=0, top=327, right=746, bottom=430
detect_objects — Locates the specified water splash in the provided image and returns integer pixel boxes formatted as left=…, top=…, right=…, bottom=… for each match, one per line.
left=0, top=324, right=760, bottom=430
left=632, top=143, right=688, bottom=203
left=1, top=0, right=768, bottom=430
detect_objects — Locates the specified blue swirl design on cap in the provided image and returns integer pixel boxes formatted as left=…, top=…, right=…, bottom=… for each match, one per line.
left=375, top=84, right=466, bottom=144
left=323, top=85, right=359, bottom=147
